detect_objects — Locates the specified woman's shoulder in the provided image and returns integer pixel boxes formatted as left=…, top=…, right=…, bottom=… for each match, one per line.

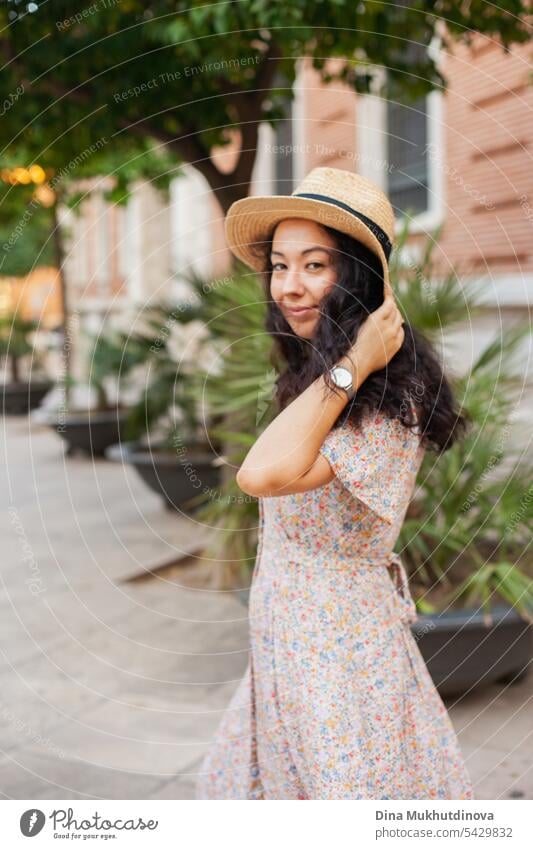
left=338, top=402, right=424, bottom=450
left=319, top=405, right=424, bottom=524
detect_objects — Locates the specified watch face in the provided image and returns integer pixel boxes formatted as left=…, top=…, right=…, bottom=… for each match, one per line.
left=331, top=366, right=352, bottom=389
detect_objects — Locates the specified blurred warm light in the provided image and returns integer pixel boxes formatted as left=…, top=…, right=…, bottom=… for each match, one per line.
left=1, top=164, right=48, bottom=185
left=28, top=164, right=46, bottom=184
left=1, top=169, right=18, bottom=184
left=13, top=167, right=32, bottom=184
left=34, top=184, right=56, bottom=207
left=0, top=287, right=12, bottom=314
left=0, top=163, right=56, bottom=206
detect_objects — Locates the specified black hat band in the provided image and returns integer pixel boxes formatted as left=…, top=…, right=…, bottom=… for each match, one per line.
left=293, top=192, right=392, bottom=261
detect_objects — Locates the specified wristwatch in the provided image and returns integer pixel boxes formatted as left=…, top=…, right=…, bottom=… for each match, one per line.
left=329, top=364, right=356, bottom=401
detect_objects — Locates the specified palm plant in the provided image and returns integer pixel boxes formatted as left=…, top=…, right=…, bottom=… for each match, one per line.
left=59, top=320, right=158, bottom=423
left=0, top=311, right=47, bottom=383
left=392, top=224, right=533, bottom=622
left=174, top=231, right=533, bottom=616
left=121, top=302, right=225, bottom=448
left=181, top=265, right=275, bottom=584
left=85, top=329, right=146, bottom=414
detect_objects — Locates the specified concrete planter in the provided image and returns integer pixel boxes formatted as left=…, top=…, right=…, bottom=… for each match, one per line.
left=106, top=440, right=223, bottom=513
left=45, top=408, right=132, bottom=457
left=412, top=605, right=531, bottom=697
left=2, top=379, right=54, bottom=415
left=236, top=589, right=531, bottom=697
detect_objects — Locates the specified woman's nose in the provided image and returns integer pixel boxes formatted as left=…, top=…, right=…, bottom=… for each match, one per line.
left=282, top=267, right=306, bottom=295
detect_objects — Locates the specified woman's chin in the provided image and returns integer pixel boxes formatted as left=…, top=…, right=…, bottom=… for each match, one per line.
left=288, top=319, right=319, bottom=339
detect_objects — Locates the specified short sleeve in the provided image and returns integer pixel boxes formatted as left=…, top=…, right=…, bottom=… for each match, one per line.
left=318, top=410, right=424, bottom=524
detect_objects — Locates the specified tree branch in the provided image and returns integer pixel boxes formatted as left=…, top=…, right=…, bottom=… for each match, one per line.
left=228, top=40, right=285, bottom=193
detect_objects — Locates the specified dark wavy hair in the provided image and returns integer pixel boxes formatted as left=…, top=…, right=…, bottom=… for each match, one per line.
left=250, top=223, right=471, bottom=453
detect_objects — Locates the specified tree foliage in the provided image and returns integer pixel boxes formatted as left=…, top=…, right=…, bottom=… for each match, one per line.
left=1, top=1, right=530, bottom=212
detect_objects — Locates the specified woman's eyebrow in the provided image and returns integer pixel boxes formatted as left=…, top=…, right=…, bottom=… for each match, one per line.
left=270, top=246, right=334, bottom=257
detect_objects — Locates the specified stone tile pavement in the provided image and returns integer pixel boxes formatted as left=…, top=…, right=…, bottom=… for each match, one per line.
left=1, top=416, right=531, bottom=799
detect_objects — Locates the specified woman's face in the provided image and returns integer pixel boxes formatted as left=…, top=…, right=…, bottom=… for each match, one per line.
left=269, top=218, right=339, bottom=339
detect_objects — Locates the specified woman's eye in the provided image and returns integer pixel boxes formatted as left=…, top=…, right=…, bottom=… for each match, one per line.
left=271, top=261, right=324, bottom=271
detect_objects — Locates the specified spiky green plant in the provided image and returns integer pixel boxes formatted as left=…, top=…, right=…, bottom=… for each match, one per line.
left=176, top=266, right=275, bottom=584
left=85, top=330, right=143, bottom=413
left=0, top=311, right=47, bottom=383
left=392, top=222, right=533, bottom=621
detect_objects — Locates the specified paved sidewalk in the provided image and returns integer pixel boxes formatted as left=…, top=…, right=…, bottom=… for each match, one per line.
left=0, top=416, right=531, bottom=799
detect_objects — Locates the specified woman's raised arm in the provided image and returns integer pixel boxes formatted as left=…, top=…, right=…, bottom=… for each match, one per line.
left=236, top=291, right=405, bottom=498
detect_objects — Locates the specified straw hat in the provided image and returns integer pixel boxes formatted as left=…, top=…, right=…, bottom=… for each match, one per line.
left=224, top=166, right=396, bottom=290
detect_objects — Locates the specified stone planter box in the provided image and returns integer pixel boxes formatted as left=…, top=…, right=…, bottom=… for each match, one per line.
left=412, top=605, right=531, bottom=697
left=106, top=440, right=223, bottom=513
left=45, top=408, right=132, bottom=457
left=2, top=379, right=53, bottom=415
left=236, top=589, right=531, bottom=697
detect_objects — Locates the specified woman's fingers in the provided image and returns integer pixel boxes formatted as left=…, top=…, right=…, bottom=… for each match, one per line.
left=350, top=287, right=405, bottom=372
left=383, top=276, right=394, bottom=299
left=381, top=286, right=405, bottom=325
left=380, top=298, right=405, bottom=353
left=379, top=293, right=396, bottom=317
left=379, top=294, right=402, bottom=325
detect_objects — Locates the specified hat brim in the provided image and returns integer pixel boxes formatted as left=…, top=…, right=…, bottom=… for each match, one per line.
left=224, top=194, right=391, bottom=287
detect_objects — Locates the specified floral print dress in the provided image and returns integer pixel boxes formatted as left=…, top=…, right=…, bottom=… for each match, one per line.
left=195, top=408, right=474, bottom=800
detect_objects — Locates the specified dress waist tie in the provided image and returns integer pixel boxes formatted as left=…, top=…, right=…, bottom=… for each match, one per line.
left=255, top=535, right=419, bottom=628
left=385, top=552, right=419, bottom=626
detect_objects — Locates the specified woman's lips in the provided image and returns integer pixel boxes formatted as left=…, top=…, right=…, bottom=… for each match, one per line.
left=283, top=305, right=317, bottom=317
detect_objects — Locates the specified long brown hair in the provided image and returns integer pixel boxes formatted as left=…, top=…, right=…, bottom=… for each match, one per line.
left=251, top=223, right=470, bottom=453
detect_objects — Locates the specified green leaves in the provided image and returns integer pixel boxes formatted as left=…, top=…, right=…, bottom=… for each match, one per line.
left=2, top=0, right=530, bottom=216
left=0, top=311, right=39, bottom=359
left=451, top=562, right=533, bottom=625
left=392, top=220, right=486, bottom=337
left=84, top=323, right=153, bottom=414
left=185, top=264, right=275, bottom=457
left=391, top=221, right=533, bottom=614
left=160, top=262, right=274, bottom=572
left=0, top=311, right=49, bottom=383
left=0, top=179, right=56, bottom=276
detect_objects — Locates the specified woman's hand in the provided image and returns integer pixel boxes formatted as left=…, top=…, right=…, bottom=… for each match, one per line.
left=347, top=286, right=405, bottom=379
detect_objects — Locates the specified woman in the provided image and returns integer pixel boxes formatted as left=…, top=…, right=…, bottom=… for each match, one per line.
left=195, top=167, right=474, bottom=800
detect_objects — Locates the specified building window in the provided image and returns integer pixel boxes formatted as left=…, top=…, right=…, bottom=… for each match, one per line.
left=94, top=190, right=112, bottom=296
left=170, top=164, right=212, bottom=286
left=355, top=63, right=444, bottom=234
left=251, top=62, right=305, bottom=197
left=273, top=72, right=294, bottom=195
left=386, top=94, right=429, bottom=217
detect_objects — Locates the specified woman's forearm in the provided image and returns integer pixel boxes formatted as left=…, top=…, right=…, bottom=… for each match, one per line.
left=236, top=352, right=370, bottom=493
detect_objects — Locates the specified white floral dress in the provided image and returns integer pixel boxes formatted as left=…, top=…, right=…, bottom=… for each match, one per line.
left=195, top=408, right=474, bottom=800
